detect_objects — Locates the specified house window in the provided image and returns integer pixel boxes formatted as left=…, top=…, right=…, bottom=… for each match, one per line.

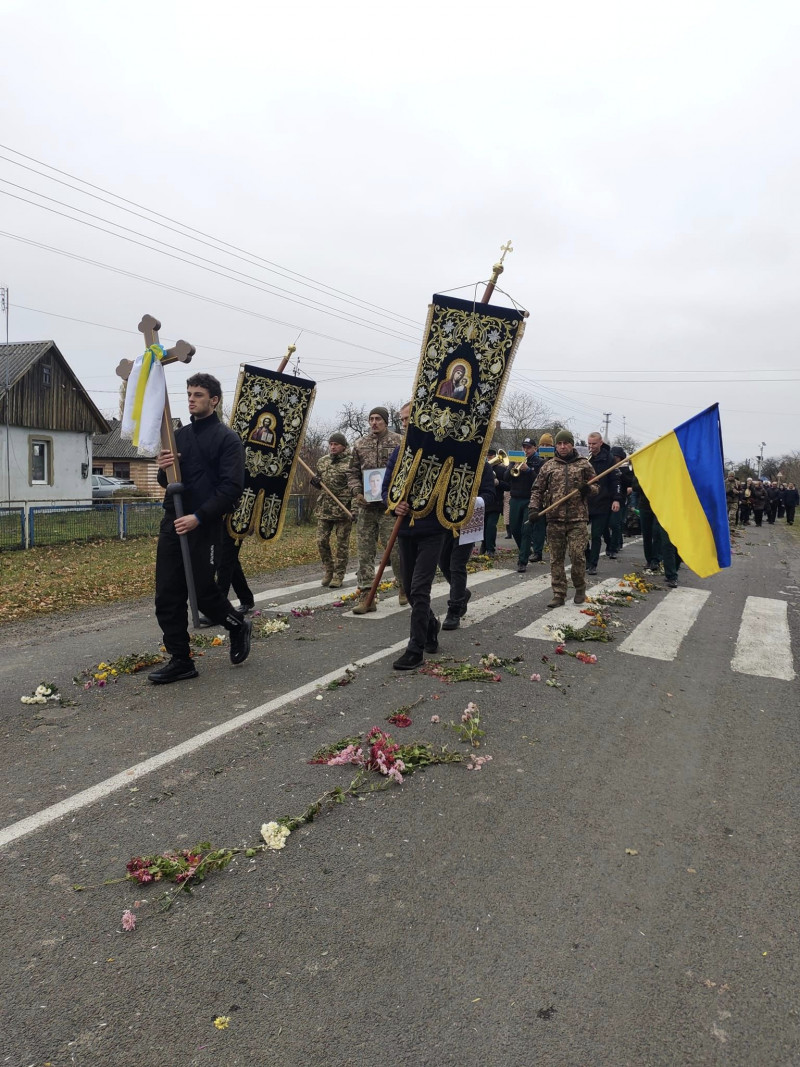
left=92, top=465, right=104, bottom=475
left=30, top=438, right=52, bottom=484
left=42, top=364, right=52, bottom=387
left=113, top=463, right=131, bottom=480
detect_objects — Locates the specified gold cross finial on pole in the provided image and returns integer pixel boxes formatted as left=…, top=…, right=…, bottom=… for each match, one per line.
left=481, top=240, right=514, bottom=303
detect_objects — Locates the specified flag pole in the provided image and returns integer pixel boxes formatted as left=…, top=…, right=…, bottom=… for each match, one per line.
left=536, top=455, right=629, bottom=518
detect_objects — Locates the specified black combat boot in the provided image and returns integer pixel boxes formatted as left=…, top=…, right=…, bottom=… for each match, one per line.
left=148, top=657, right=199, bottom=685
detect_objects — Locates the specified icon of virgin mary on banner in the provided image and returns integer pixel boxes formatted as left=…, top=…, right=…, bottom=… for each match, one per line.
left=386, top=293, right=526, bottom=533
left=226, top=364, right=316, bottom=541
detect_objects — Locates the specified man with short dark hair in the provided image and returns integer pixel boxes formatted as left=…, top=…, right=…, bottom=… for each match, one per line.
left=148, top=373, right=252, bottom=684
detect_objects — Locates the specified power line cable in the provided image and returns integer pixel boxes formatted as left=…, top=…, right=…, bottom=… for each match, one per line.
left=0, top=231, right=420, bottom=367
left=0, top=144, right=422, bottom=329
left=9, top=295, right=419, bottom=385
left=0, top=184, right=421, bottom=343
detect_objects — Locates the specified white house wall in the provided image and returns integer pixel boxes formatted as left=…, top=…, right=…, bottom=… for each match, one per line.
left=0, top=426, right=93, bottom=503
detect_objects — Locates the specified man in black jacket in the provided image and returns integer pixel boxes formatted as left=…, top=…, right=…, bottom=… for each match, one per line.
left=381, top=405, right=447, bottom=670
left=586, top=432, right=621, bottom=574
left=148, top=373, right=252, bottom=684
left=501, top=437, right=543, bottom=573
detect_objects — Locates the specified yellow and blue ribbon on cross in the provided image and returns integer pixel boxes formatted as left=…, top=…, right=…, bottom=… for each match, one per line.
left=130, top=343, right=166, bottom=448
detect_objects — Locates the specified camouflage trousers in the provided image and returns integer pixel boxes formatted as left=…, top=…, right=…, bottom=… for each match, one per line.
left=548, top=521, right=588, bottom=597
left=355, top=507, right=403, bottom=590
left=316, top=518, right=353, bottom=579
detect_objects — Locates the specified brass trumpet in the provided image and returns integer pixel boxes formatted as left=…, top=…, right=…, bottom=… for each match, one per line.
left=509, top=458, right=529, bottom=477
left=488, top=449, right=509, bottom=467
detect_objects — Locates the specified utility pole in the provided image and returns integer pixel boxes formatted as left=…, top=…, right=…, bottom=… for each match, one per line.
left=603, top=412, right=612, bottom=439
left=757, top=442, right=766, bottom=477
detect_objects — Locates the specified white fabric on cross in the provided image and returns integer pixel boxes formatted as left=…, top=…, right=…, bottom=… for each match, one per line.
left=121, top=354, right=166, bottom=456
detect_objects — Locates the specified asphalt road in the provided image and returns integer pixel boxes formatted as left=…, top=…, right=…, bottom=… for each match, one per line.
left=0, top=523, right=798, bottom=1067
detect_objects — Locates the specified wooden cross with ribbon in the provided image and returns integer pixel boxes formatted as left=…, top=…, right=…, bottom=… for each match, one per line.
left=116, top=314, right=200, bottom=625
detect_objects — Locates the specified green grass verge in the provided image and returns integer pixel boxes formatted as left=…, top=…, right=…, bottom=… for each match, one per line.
left=0, top=523, right=331, bottom=623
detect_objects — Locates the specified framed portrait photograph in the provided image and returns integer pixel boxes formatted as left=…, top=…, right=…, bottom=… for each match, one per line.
left=363, top=468, right=386, bottom=503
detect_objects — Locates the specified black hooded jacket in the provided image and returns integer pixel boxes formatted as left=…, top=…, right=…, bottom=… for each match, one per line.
left=158, top=414, right=245, bottom=524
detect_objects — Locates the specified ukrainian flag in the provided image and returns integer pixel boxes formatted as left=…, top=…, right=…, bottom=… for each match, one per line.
left=630, top=404, right=731, bottom=578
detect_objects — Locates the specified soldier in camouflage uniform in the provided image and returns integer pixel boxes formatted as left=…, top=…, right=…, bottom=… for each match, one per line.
left=347, top=405, right=405, bottom=611
left=311, top=432, right=354, bottom=588
left=529, top=429, right=597, bottom=608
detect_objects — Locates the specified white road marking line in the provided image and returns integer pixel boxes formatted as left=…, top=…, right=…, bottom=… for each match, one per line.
left=252, top=571, right=361, bottom=604
left=0, top=562, right=550, bottom=846
left=618, top=587, right=710, bottom=661
left=461, top=573, right=553, bottom=625
left=0, top=643, right=411, bottom=850
left=731, top=597, right=796, bottom=681
left=347, top=566, right=514, bottom=620
left=514, top=578, right=621, bottom=640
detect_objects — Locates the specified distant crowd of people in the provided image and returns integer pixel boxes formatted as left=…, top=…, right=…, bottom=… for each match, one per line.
left=725, top=475, right=798, bottom=527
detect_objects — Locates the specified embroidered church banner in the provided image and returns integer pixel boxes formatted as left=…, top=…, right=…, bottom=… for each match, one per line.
left=386, top=293, right=526, bottom=532
left=226, top=364, right=316, bottom=541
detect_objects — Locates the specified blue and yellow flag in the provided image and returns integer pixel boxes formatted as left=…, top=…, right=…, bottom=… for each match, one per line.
left=630, top=404, right=730, bottom=578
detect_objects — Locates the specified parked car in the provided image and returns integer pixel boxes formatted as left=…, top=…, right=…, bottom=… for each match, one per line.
left=92, top=475, right=134, bottom=499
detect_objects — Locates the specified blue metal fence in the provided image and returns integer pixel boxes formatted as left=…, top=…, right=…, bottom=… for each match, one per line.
left=17, top=494, right=307, bottom=549
left=0, top=507, right=26, bottom=551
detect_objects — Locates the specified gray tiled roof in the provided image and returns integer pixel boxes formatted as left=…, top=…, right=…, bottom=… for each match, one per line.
left=93, top=417, right=183, bottom=460
left=0, top=341, right=54, bottom=397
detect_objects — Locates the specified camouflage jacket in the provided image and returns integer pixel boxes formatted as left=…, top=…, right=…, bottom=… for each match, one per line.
left=529, top=451, right=597, bottom=522
left=347, top=429, right=403, bottom=506
left=315, top=451, right=354, bottom=520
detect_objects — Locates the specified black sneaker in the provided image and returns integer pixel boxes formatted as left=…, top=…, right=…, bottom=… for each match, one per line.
left=229, top=617, right=253, bottom=664
left=666, top=578, right=678, bottom=588
left=607, top=552, right=618, bottom=560
left=530, top=553, right=543, bottom=563
left=148, top=657, right=198, bottom=685
left=441, top=611, right=461, bottom=631
left=393, top=649, right=424, bottom=671
left=517, top=563, right=527, bottom=573
left=586, top=565, right=597, bottom=575
left=424, top=616, right=441, bottom=653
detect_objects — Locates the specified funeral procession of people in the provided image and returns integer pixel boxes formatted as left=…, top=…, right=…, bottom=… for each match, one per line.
left=2, top=248, right=795, bottom=1066
left=76, top=253, right=771, bottom=688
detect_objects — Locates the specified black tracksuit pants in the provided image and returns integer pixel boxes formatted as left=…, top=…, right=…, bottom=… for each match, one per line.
left=438, top=536, right=473, bottom=616
left=216, top=529, right=254, bottom=607
left=398, top=533, right=446, bottom=654
left=155, top=516, right=243, bottom=661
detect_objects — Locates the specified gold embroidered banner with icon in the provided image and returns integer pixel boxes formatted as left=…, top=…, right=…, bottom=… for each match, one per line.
left=226, top=364, right=316, bottom=541
left=387, top=293, right=526, bottom=532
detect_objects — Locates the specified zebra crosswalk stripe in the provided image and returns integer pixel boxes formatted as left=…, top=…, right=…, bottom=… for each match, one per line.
left=618, top=587, right=710, bottom=661
left=731, top=596, right=796, bottom=681
left=461, top=573, right=553, bottom=626
left=514, top=577, right=621, bottom=640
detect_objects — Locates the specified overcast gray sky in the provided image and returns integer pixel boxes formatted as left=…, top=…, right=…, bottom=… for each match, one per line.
left=1, top=0, right=798, bottom=464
